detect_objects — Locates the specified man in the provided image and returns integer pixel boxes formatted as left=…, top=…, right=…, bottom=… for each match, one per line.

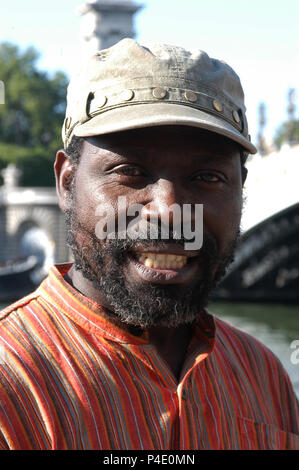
left=0, top=39, right=298, bottom=450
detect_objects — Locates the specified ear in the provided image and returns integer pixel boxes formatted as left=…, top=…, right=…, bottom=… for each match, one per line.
left=241, top=166, right=248, bottom=187
left=54, top=150, right=75, bottom=212
left=240, top=150, right=248, bottom=187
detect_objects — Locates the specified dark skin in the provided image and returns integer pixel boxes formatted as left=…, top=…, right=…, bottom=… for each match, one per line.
left=55, top=126, right=245, bottom=380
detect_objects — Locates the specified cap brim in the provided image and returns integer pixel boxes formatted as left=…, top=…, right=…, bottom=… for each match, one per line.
left=73, top=102, right=257, bottom=154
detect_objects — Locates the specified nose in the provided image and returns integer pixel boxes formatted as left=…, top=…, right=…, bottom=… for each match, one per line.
left=140, top=179, right=194, bottom=228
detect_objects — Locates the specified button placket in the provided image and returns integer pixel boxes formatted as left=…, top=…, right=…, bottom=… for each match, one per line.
left=181, top=388, right=188, bottom=400
left=177, top=381, right=189, bottom=402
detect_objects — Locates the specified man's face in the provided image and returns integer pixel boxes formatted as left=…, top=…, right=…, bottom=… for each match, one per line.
left=62, top=126, right=244, bottom=329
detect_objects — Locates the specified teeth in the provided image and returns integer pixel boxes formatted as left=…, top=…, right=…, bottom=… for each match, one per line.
left=145, top=258, right=154, bottom=268
left=137, top=252, right=187, bottom=269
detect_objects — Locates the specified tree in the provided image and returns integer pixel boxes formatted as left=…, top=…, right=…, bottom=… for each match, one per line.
left=0, top=42, right=68, bottom=186
left=274, top=120, right=299, bottom=150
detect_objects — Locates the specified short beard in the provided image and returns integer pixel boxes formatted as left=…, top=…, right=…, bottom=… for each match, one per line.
left=65, top=204, right=239, bottom=330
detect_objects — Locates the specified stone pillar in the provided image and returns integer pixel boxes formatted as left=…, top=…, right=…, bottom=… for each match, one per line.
left=77, top=0, right=143, bottom=55
left=1, top=164, right=22, bottom=188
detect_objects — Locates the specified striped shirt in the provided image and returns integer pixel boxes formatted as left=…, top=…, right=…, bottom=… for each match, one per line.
left=0, top=264, right=298, bottom=450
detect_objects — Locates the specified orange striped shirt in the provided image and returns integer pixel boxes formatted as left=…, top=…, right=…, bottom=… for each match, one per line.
left=0, top=264, right=298, bottom=450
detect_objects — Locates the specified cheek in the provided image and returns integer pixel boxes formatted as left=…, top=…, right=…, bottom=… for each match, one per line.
left=203, top=188, right=243, bottom=252
left=75, top=168, right=152, bottom=231
left=73, top=173, right=120, bottom=232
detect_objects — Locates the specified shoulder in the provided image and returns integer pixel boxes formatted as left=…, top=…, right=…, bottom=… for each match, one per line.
left=0, top=290, right=39, bottom=321
left=0, top=291, right=42, bottom=350
left=214, top=315, right=280, bottom=361
left=0, top=291, right=42, bottom=366
left=213, top=315, right=289, bottom=373
left=0, top=288, right=50, bottom=375
left=213, top=315, right=297, bottom=396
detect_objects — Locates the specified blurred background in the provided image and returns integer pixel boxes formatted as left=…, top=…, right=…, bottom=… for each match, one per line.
left=0, top=0, right=298, bottom=395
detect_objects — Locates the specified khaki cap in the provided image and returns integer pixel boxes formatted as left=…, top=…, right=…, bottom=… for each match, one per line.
left=63, top=38, right=256, bottom=154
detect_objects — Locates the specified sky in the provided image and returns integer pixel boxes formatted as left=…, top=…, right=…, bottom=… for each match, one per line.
left=1, top=0, right=299, bottom=147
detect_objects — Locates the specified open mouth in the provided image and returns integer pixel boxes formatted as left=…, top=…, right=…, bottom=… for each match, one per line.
left=136, top=252, right=188, bottom=270
left=127, top=249, right=200, bottom=285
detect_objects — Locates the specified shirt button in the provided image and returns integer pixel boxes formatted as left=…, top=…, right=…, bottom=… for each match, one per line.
left=182, top=388, right=188, bottom=400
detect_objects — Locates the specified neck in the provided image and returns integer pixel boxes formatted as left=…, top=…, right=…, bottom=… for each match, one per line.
left=149, top=324, right=193, bottom=380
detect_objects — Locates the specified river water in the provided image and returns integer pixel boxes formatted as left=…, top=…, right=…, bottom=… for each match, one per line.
left=1, top=301, right=298, bottom=398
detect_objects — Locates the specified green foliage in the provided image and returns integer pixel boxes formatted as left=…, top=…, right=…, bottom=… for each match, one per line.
left=0, top=42, right=68, bottom=186
left=0, top=143, right=55, bottom=187
left=274, top=120, right=299, bottom=149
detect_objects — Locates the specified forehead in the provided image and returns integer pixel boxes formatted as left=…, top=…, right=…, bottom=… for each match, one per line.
left=80, top=125, right=241, bottom=164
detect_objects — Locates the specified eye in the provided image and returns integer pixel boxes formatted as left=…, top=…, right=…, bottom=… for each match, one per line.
left=112, top=165, right=147, bottom=177
left=193, top=172, right=224, bottom=183
left=118, top=167, right=143, bottom=176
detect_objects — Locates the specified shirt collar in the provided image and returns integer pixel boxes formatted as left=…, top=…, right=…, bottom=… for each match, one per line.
left=38, top=263, right=215, bottom=349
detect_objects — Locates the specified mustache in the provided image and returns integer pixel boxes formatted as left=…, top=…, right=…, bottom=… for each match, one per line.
left=66, top=213, right=219, bottom=258
left=106, top=231, right=219, bottom=259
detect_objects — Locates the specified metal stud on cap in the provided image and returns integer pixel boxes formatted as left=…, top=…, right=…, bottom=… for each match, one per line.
left=213, top=99, right=223, bottom=112
left=233, top=110, right=240, bottom=123
left=121, top=89, right=134, bottom=101
left=184, top=90, right=197, bottom=103
left=96, top=94, right=107, bottom=108
left=152, top=87, right=167, bottom=99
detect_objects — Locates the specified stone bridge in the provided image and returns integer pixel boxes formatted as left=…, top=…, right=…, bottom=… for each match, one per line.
left=0, top=165, right=70, bottom=269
